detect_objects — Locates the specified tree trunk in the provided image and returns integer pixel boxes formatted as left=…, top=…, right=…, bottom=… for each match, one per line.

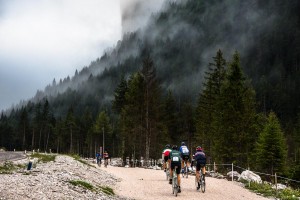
left=31, top=129, right=35, bottom=150
left=70, top=127, right=73, bottom=153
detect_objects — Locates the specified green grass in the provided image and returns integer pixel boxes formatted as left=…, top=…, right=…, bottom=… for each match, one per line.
left=30, top=153, right=56, bottom=163
left=69, top=154, right=95, bottom=168
left=98, top=185, right=115, bottom=195
left=0, top=161, right=15, bottom=174
left=245, top=181, right=300, bottom=199
left=69, top=180, right=94, bottom=191
left=68, top=180, right=115, bottom=196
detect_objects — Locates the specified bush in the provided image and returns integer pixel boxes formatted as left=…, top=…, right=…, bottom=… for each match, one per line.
left=30, top=153, right=56, bottom=163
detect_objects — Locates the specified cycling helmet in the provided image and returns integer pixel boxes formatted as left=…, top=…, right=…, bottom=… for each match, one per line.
left=196, top=146, right=202, bottom=151
left=165, top=144, right=171, bottom=148
left=181, top=142, right=185, bottom=146
left=172, top=145, right=178, bottom=150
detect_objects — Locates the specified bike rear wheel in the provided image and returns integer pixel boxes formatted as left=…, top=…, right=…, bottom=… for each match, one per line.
left=201, top=174, right=206, bottom=193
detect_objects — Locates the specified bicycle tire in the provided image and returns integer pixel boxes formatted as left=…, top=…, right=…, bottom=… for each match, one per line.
left=185, top=166, right=188, bottom=178
left=201, top=174, right=206, bottom=193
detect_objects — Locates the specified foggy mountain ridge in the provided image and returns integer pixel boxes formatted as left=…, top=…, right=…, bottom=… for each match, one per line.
left=4, top=0, right=300, bottom=124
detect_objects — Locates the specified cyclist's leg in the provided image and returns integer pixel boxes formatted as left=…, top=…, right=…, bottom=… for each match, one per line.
left=169, top=162, right=174, bottom=184
left=176, top=163, right=181, bottom=192
left=196, top=162, right=201, bottom=182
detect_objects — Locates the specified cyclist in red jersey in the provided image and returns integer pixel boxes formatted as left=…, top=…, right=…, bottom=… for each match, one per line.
left=162, top=144, right=172, bottom=172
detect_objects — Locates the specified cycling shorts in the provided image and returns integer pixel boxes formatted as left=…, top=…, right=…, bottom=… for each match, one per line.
left=171, top=162, right=181, bottom=174
left=196, top=163, right=206, bottom=171
left=164, top=156, right=170, bottom=162
left=182, top=154, right=190, bottom=161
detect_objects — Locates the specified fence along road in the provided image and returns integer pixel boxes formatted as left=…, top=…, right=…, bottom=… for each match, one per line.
left=101, top=165, right=269, bottom=200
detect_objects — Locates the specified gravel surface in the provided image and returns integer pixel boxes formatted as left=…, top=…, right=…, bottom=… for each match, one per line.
left=0, top=155, right=125, bottom=200
left=102, top=166, right=272, bottom=200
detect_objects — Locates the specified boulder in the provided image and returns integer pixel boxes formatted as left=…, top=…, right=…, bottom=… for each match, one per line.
left=227, top=171, right=240, bottom=181
left=110, top=158, right=123, bottom=167
left=272, top=183, right=287, bottom=190
left=238, top=170, right=262, bottom=183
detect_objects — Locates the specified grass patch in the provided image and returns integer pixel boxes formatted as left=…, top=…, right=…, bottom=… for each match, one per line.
left=69, top=180, right=94, bottom=191
left=245, top=181, right=300, bottom=199
left=31, top=153, right=56, bottom=163
left=0, top=161, right=15, bottom=174
left=99, top=185, right=115, bottom=196
left=69, top=154, right=95, bottom=168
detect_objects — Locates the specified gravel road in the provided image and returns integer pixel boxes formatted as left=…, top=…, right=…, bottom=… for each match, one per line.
left=0, top=151, right=26, bottom=162
left=102, top=166, right=271, bottom=200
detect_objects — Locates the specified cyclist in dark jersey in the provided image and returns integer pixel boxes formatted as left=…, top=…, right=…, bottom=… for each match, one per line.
left=169, top=145, right=182, bottom=193
left=194, top=146, right=206, bottom=190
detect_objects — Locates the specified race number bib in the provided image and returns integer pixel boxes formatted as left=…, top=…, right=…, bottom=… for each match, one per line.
left=172, top=156, right=179, bottom=162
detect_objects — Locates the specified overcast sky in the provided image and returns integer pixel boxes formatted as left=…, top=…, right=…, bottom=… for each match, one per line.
left=0, top=0, right=123, bottom=111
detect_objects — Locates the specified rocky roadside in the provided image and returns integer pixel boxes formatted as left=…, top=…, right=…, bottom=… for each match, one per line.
left=0, top=155, right=127, bottom=200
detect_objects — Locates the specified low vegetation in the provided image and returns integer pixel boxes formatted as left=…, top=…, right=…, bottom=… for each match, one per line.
left=245, top=182, right=300, bottom=200
left=0, top=161, right=26, bottom=174
left=30, top=153, right=56, bottom=163
left=69, top=154, right=95, bottom=168
left=69, top=180, right=114, bottom=195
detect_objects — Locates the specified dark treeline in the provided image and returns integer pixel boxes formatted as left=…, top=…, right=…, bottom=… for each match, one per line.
left=0, top=0, right=300, bottom=183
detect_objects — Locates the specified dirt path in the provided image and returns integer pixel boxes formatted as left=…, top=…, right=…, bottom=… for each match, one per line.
left=101, top=166, right=270, bottom=200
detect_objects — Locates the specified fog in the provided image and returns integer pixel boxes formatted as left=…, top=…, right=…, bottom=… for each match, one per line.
left=0, top=0, right=122, bottom=111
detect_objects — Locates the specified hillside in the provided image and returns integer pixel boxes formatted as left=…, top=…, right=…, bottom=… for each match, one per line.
left=1, top=0, right=300, bottom=185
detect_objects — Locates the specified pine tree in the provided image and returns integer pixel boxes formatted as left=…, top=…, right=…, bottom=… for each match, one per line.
left=195, top=49, right=226, bottom=160
left=213, top=51, right=258, bottom=166
left=255, top=112, right=287, bottom=175
left=94, top=111, right=112, bottom=155
left=162, top=90, right=178, bottom=144
left=112, top=74, right=128, bottom=114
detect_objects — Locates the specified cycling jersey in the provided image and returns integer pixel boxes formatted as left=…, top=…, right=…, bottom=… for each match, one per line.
left=194, top=150, right=206, bottom=164
left=162, top=148, right=172, bottom=157
left=169, top=150, right=182, bottom=163
left=179, top=145, right=189, bottom=156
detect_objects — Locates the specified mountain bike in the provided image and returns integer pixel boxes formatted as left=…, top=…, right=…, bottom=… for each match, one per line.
left=104, top=158, right=108, bottom=168
left=172, top=166, right=179, bottom=196
left=182, top=161, right=188, bottom=178
left=195, top=167, right=205, bottom=193
left=165, top=161, right=170, bottom=181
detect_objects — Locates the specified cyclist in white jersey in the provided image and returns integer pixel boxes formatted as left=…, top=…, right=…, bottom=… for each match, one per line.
left=179, top=142, right=190, bottom=174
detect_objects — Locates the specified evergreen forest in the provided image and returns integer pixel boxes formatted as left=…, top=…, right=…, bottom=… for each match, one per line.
left=1, top=0, right=300, bottom=183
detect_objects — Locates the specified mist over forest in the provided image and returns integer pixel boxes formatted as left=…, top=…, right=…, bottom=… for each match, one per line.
left=1, top=0, right=300, bottom=184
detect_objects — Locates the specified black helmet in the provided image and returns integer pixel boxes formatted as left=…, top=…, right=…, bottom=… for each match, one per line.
left=165, top=144, right=171, bottom=148
left=181, top=142, right=185, bottom=146
left=172, top=145, right=178, bottom=150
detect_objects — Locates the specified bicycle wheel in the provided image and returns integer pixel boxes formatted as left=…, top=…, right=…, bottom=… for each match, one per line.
left=185, top=165, right=188, bottom=178
left=173, top=178, right=178, bottom=196
left=195, top=176, right=198, bottom=189
left=201, top=174, right=206, bottom=193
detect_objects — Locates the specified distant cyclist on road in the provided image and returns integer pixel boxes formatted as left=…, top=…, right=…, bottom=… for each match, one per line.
left=96, top=152, right=101, bottom=166
left=162, top=144, right=172, bottom=172
left=169, top=145, right=182, bottom=193
left=179, top=142, right=190, bottom=174
left=103, top=150, right=109, bottom=167
left=194, top=146, right=206, bottom=190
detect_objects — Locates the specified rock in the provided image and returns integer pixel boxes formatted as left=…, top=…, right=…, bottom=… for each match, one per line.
left=227, top=171, right=241, bottom=181
left=238, top=170, right=262, bottom=183
left=272, top=183, right=287, bottom=190
left=110, top=158, right=123, bottom=167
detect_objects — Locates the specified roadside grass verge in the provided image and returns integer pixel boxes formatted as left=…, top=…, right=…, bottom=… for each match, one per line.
left=30, top=153, right=56, bottom=163
left=69, top=154, right=95, bottom=168
left=0, top=161, right=26, bottom=174
left=245, top=181, right=300, bottom=200
left=69, top=180, right=114, bottom=196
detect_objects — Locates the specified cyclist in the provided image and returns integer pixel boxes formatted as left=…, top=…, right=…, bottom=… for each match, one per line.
left=162, top=144, right=172, bottom=172
left=96, top=152, right=101, bottom=166
left=169, top=145, right=182, bottom=193
left=194, top=146, right=206, bottom=190
left=103, top=150, right=109, bottom=166
left=179, top=142, right=190, bottom=174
